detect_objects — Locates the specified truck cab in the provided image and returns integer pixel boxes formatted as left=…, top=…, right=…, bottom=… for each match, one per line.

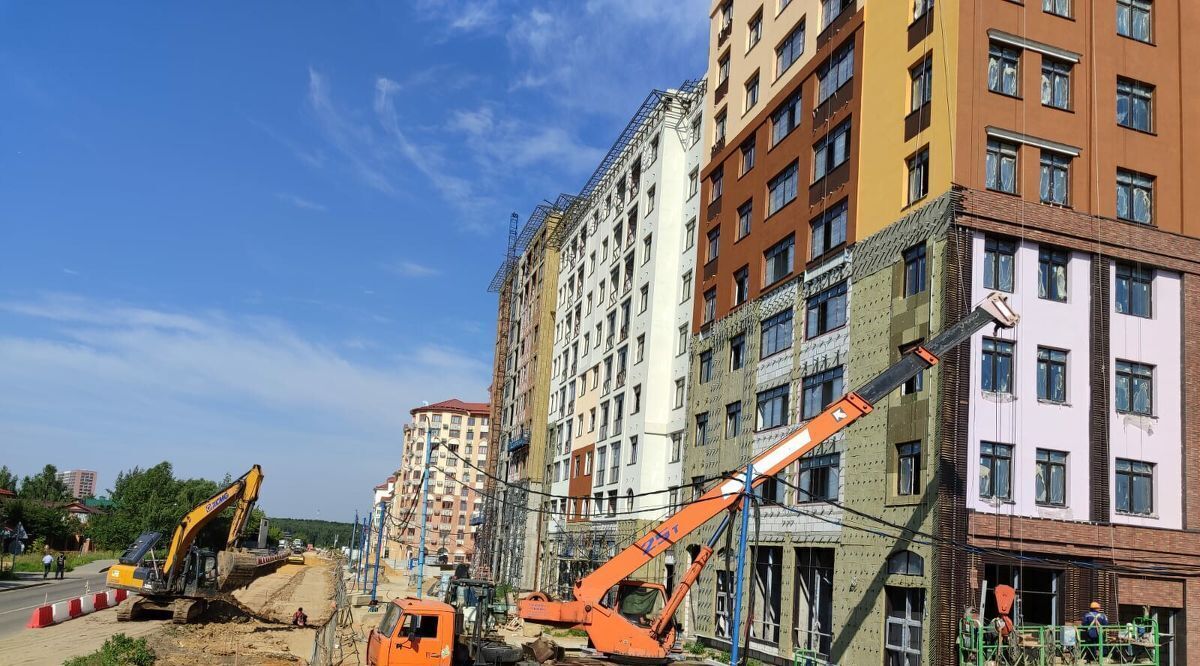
left=367, top=598, right=456, bottom=666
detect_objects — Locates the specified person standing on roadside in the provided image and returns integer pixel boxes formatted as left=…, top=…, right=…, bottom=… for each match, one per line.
left=55, top=552, right=67, bottom=579
left=41, top=552, right=53, bottom=579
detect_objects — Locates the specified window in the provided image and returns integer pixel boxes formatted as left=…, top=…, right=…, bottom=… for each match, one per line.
left=717, top=53, right=730, bottom=86
left=802, top=366, right=843, bottom=419
left=636, top=334, right=645, bottom=363
left=913, top=0, right=934, bottom=21
left=822, top=0, right=852, bottom=28
left=768, top=162, right=799, bottom=214
left=745, top=73, right=760, bottom=111
left=796, top=454, right=839, bottom=501
left=988, top=42, right=1020, bottom=96
left=677, top=325, right=688, bottom=356
left=981, top=338, right=1014, bottom=394
left=737, top=201, right=753, bottom=239
left=670, top=433, right=682, bottom=462
left=1117, top=169, right=1154, bottom=225
left=764, top=235, right=795, bottom=286
left=985, top=139, right=1019, bottom=194
left=703, top=288, right=716, bottom=323
left=757, top=385, right=789, bottom=430
left=1115, top=262, right=1153, bottom=318
left=906, top=147, right=929, bottom=204
left=646, top=186, right=656, bottom=214
left=707, top=228, right=721, bottom=262
left=983, top=236, right=1016, bottom=292
left=885, top=588, right=925, bottom=664
left=793, top=548, right=834, bottom=661
left=629, top=436, right=638, bottom=464
left=730, top=333, right=746, bottom=370
left=674, top=378, right=686, bottom=409
left=806, top=282, right=847, bottom=338
left=1043, top=0, right=1071, bottom=18
left=771, top=92, right=802, bottom=146
left=809, top=200, right=847, bottom=259
left=1037, top=348, right=1068, bottom=402
left=1041, top=57, right=1071, bottom=109
left=1035, top=450, right=1067, bottom=506
left=726, top=401, right=742, bottom=437
left=979, top=441, right=1013, bottom=501
left=680, top=271, right=693, bottom=303
left=699, top=351, right=714, bottom=385
left=1038, top=245, right=1069, bottom=301
left=638, top=284, right=648, bottom=313
left=817, top=42, right=854, bottom=103
left=688, top=169, right=698, bottom=198
left=710, top=169, right=724, bottom=202
left=910, top=55, right=932, bottom=112
left=1117, top=78, right=1154, bottom=132
left=813, top=120, right=850, bottom=181
left=903, top=244, right=927, bottom=297
left=733, top=267, right=749, bottom=305
left=714, top=109, right=727, bottom=145
left=776, top=21, right=805, bottom=76
left=741, top=138, right=756, bottom=175
left=748, top=11, right=763, bottom=50
left=1115, top=360, right=1153, bottom=415
left=887, top=550, right=924, bottom=576
left=714, top=569, right=732, bottom=639
left=761, top=308, right=794, bottom=358
left=751, top=547, right=783, bottom=645
left=642, top=234, right=652, bottom=264
left=696, top=412, right=710, bottom=446
left=1115, top=459, right=1154, bottom=515
left=897, top=441, right=921, bottom=496
left=1116, top=0, right=1152, bottom=43
left=632, top=385, right=641, bottom=413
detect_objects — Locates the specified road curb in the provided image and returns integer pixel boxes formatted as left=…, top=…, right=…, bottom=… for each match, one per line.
left=0, top=580, right=51, bottom=594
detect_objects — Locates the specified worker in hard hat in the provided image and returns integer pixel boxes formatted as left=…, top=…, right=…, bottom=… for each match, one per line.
left=1082, top=601, right=1110, bottom=660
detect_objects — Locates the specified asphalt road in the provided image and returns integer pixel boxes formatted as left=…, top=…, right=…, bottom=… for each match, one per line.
left=0, top=562, right=114, bottom=640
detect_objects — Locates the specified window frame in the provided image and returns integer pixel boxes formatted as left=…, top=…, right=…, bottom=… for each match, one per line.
left=1115, top=458, right=1154, bottom=515
left=985, top=139, right=1019, bottom=195
left=763, top=234, right=796, bottom=286
left=979, top=441, right=1014, bottom=501
left=1117, top=77, right=1154, bottom=133
left=896, top=441, right=921, bottom=496
left=761, top=308, right=795, bottom=358
left=768, top=162, right=799, bottom=215
left=1041, top=56, right=1072, bottom=110
left=776, top=20, right=806, bottom=78
left=981, top=337, right=1015, bottom=394
left=983, top=236, right=1017, bottom=293
left=909, top=54, right=933, bottom=112
left=903, top=244, right=927, bottom=297
left=810, top=200, right=848, bottom=259
left=1042, top=0, right=1072, bottom=19
left=1115, top=360, right=1154, bottom=416
left=816, top=41, right=854, bottom=104
left=1035, top=449, right=1068, bottom=507
left=737, top=200, right=753, bottom=239
left=756, top=384, right=790, bottom=431
left=906, top=147, right=930, bottom=205
left=1116, top=0, right=1153, bottom=43
left=1116, top=169, right=1154, bottom=225
left=801, top=366, right=844, bottom=420
left=1037, top=245, right=1069, bottom=302
left=805, top=281, right=848, bottom=339
left=988, top=42, right=1021, bottom=97
left=812, top=120, right=851, bottom=182
left=1115, top=262, right=1153, bottom=318
left=1036, top=347, right=1068, bottom=403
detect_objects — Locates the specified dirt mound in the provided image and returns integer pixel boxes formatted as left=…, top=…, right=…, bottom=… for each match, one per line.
left=147, top=619, right=314, bottom=665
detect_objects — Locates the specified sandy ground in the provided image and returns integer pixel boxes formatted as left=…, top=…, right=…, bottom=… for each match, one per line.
left=0, top=552, right=336, bottom=666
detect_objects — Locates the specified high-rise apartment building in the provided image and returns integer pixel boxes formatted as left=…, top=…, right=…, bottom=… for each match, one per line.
left=539, top=81, right=705, bottom=598
left=386, top=399, right=490, bottom=567
left=486, top=200, right=572, bottom=590
left=57, top=469, right=97, bottom=499
left=685, top=0, right=1200, bottom=664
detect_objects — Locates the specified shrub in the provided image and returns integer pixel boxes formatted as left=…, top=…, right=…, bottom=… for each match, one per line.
left=63, top=633, right=155, bottom=666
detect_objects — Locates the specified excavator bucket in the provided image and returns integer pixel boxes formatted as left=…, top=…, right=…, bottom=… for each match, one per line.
left=217, top=551, right=267, bottom=591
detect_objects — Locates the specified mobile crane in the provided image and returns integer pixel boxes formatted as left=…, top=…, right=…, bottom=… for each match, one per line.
left=517, top=293, right=1020, bottom=662
left=107, top=464, right=283, bottom=622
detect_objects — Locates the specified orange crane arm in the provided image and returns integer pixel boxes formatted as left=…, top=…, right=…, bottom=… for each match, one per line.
left=519, top=294, right=1017, bottom=660
left=160, top=465, right=264, bottom=584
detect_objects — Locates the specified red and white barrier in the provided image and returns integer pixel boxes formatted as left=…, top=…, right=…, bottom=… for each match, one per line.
left=27, top=589, right=126, bottom=628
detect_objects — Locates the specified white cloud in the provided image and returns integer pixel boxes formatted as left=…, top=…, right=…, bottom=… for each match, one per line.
left=382, top=260, right=441, bottom=278
left=275, top=192, right=327, bottom=212
left=0, top=295, right=490, bottom=516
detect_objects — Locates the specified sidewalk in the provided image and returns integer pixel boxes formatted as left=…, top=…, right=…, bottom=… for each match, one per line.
left=0, top=559, right=115, bottom=593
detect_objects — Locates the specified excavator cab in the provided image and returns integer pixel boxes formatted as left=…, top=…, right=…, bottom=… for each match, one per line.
left=367, top=598, right=456, bottom=666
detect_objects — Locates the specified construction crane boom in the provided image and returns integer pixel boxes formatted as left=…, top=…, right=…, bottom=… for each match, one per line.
left=518, top=293, right=1019, bottom=661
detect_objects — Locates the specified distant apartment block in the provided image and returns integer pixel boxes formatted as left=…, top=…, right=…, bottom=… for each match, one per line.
left=57, top=469, right=97, bottom=499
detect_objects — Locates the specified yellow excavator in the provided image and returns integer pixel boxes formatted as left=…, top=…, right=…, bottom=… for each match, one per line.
left=107, top=464, right=284, bottom=622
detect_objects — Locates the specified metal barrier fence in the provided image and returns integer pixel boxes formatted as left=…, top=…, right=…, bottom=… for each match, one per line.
left=311, top=555, right=354, bottom=666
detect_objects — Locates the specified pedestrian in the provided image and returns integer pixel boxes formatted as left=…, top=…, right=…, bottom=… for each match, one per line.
left=55, top=552, right=67, bottom=580
left=41, top=552, right=52, bottom=579
left=292, top=607, right=308, bottom=627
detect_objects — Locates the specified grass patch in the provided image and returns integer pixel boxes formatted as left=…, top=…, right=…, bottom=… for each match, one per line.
left=63, top=633, right=156, bottom=665
left=4, top=550, right=118, bottom=573
left=546, top=627, right=589, bottom=638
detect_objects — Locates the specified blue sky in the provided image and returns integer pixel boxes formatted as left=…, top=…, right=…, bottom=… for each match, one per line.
left=0, top=1, right=706, bottom=520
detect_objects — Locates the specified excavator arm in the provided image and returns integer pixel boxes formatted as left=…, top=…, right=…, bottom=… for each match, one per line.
left=159, top=465, right=264, bottom=586
left=518, top=293, right=1018, bottom=661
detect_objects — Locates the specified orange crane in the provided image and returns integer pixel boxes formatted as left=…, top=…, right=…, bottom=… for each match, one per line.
left=517, top=293, right=1019, bottom=662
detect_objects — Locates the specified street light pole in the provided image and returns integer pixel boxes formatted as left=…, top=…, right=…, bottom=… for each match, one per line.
left=417, top=424, right=436, bottom=599
left=371, top=499, right=386, bottom=602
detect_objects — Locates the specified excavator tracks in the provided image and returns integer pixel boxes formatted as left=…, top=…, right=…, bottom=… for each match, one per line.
left=172, top=598, right=207, bottom=623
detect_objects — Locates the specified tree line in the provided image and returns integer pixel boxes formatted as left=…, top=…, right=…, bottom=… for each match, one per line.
left=268, top=517, right=355, bottom=548
left=0, top=462, right=273, bottom=551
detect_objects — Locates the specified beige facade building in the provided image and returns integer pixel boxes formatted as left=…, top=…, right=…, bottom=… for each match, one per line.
left=56, top=469, right=98, bottom=499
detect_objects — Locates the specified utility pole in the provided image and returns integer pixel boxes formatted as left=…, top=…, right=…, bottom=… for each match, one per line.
left=361, top=509, right=374, bottom=590
left=417, top=426, right=436, bottom=598
left=729, top=464, right=753, bottom=666
left=349, top=511, right=359, bottom=577
left=371, top=499, right=386, bottom=602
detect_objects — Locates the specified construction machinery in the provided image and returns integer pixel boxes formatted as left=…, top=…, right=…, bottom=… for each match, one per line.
left=517, top=293, right=1020, bottom=663
left=107, top=464, right=286, bottom=622
left=367, top=578, right=526, bottom=666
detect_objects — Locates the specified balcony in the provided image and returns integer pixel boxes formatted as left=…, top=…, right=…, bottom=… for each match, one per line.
left=710, top=135, right=726, bottom=158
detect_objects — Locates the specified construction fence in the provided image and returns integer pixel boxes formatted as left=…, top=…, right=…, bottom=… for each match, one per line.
left=310, top=555, right=354, bottom=666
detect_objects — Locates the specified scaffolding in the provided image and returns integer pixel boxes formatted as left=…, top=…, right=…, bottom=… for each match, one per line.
left=957, top=616, right=1161, bottom=665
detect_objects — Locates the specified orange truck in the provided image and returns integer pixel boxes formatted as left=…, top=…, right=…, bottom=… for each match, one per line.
left=517, top=294, right=1019, bottom=663
left=367, top=580, right=525, bottom=666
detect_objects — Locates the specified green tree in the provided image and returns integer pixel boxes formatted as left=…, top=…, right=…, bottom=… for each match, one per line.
left=3, top=498, right=81, bottom=549
left=0, top=465, right=18, bottom=493
left=19, top=464, right=69, bottom=501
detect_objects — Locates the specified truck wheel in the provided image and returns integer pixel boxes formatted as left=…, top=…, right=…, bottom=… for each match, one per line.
left=478, top=643, right=523, bottom=664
